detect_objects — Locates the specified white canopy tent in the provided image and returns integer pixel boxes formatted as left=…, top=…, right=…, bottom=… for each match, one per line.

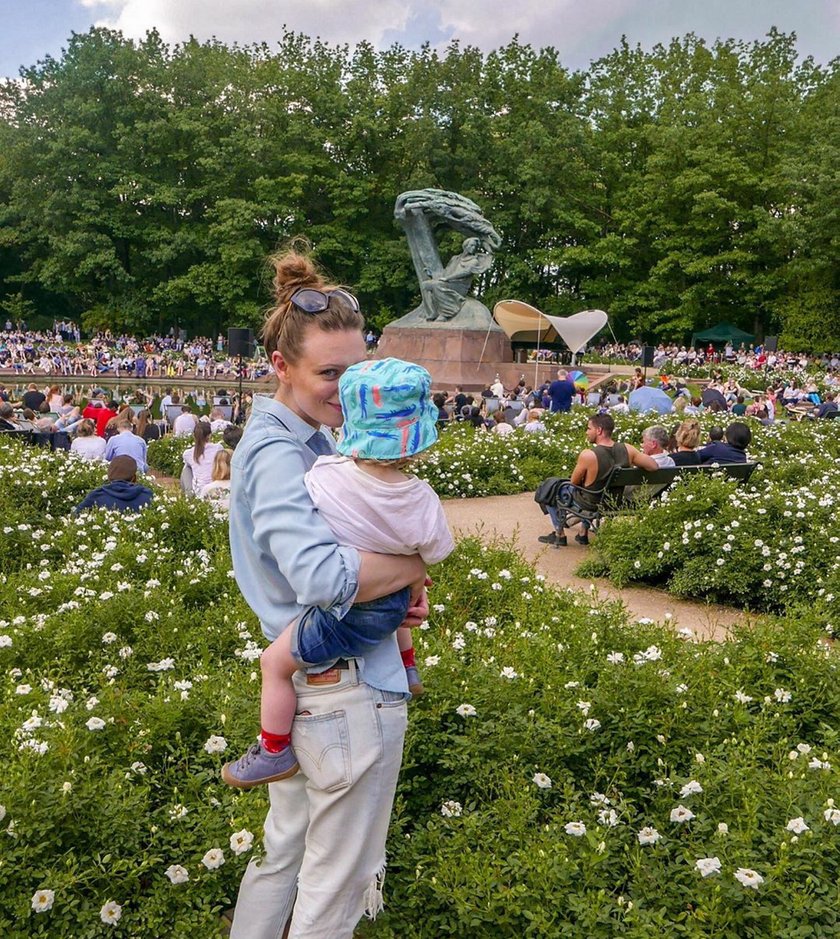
left=492, top=301, right=608, bottom=381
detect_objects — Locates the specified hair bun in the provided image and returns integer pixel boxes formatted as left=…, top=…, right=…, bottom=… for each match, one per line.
left=271, top=240, right=323, bottom=304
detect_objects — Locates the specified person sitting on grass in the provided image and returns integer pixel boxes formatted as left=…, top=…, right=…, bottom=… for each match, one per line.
left=70, top=419, right=107, bottom=461
left=536, top=412, right=656, bottom=547
left=221, top=357, right=454, bottom=789
left=105, top=418, right=148, bottom=473
left=74, top=455, right=153, bottom=513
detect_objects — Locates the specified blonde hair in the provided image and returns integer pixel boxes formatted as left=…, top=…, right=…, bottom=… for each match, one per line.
left=211, top=448, right=232, bottom=482
left=262, top=241, right=364, bottom=363
left=675, top=419, right=701, bottom=450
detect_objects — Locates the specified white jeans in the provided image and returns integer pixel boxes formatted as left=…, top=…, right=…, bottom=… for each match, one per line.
left=230, top=661, right=408, bottom=939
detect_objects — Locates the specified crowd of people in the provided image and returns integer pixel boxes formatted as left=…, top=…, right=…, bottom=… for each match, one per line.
left=0, top=380, right=243, bottom=511
left=594, top=340, right=840, bottom=375
left=0, top=326, right=269, bottom=379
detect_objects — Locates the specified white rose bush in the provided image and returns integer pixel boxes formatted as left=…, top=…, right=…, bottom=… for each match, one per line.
left=3, top=413, right=840, bottom=936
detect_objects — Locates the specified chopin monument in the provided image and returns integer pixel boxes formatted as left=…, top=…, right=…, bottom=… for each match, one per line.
left=375, top=188, right=514, bottom=387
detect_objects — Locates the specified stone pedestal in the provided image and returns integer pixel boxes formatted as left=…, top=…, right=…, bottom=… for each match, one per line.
left=376, top=324, right=515, bottom=391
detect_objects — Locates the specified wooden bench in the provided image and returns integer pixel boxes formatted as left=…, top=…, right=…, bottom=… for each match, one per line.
left=549, top=462, right=758, bottom=530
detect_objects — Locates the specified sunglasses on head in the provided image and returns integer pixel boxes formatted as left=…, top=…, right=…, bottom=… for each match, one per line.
left=289, top=288, right=360, bottom=314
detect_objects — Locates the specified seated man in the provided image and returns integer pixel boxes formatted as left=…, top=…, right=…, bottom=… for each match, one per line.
left=641, top=425, right=676, bottom=467
left=74, top=456, right=154, bottom=513
left=104, top=418, right=148, bottom=473
left=697, top=421, right=751, bottom=464
left=536, top=413, right=657, bottom=547
left=813, top=393, right=838, bottom=419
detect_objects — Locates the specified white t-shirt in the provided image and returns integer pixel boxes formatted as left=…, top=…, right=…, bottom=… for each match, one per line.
left=651, top=451, right=676, bottom=468
left=493, top=422, right=515, bottom=437
left=71, top=436, right=107, bottom=461
left=305, top=456, right=454, bottom=566
left=184, top=442, right=225, bottom=494
left=173, top=413, right=197, bottom=437
left=199, top=479, right=231, bottom=510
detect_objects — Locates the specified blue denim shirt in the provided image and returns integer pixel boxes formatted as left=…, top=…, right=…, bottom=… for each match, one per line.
left=229, top=394, right=408, bottom=695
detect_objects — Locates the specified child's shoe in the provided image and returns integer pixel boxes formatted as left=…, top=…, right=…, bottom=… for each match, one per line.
left=405, top=665, right=425, bottom=698
left=221, top=740, right=299, bottom=789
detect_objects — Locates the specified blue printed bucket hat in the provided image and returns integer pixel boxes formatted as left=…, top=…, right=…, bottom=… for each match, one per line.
left=337, top=357, right=438, bottom=460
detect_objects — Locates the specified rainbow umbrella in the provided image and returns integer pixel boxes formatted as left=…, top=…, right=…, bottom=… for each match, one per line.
left=569, top=370, right=588, bottom=389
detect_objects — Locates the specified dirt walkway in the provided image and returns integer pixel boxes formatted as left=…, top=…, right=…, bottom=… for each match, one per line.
left=442, top=492, right=752, bottom=641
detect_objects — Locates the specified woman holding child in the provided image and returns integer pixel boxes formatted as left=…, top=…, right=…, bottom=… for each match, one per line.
left=226, top=248, right=438, bottom=938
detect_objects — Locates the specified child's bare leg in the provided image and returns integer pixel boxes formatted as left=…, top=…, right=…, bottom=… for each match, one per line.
left=221, top=626, right=301, bottom=788
left=397, top=625, right=414, bottom=654
left=259, top=628, right=299, bottom=736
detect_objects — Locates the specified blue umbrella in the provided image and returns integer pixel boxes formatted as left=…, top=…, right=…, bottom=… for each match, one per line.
left=629, top=386, right=674, bottom=415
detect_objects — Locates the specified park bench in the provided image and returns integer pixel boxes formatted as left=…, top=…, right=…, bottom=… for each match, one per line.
left=537, top=462, right=757, bottom=532
left=0, top=427, right=34, bottom=445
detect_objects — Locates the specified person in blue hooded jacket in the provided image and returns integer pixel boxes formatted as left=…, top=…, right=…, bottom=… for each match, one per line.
left=74, top=455, right=153, bottom=513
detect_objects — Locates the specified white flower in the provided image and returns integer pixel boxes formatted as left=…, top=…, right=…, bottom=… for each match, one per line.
left=31, top=889, right=55, bottom=912
left=86, top=717, right=106, bottom=731
left=99, top=900, right=122, bottom=924
left=734, top=867, right=764, bottom=889
left=202, top=848, right=225, bottom=869
left=532, top=773, right=552, bottom=789
left=101, top=632, right=118, bottom=644
left=440, top=800, right=463, bottom=817
left=796, top=743, right=812, bottom=754
left=637, top=826, right=661, bottom=845
left=147, top=658, right=175, bottom=672
left=456, top=703, right=476, bottom=718
left=679, top=780, right=703, bottom=798
left=774, top=688, right=792, bottom=703
left=576, top=701, right=591, bottom=715
left=500, top=667, right=519, bottom=679
left=584, top=718, right=602, bottom=732
left=61, top=781, right=72, bottom=794
left=695, top=857, right=721, bottom=877
left=203, top=735, right=228, bottom=754
left=130, top=761, right=147, bottom=775
left=734, top=690, right=753, bottom=704
left=606, top=652, right=625, bottom=664
left=424, top=655, right=440, bottom=667
left=823, top=808, right=840, bottom=826
left=717, top=822, right=729, bottom=835
left=564, top=821, right=586, bottom=837
left=0, top=635, right=12, bottom=648
left=169, top=804, right=188, bottom=820
left=670, top=805, right=696, bottom=824
left=0, top=805, right=5, bottom=822
left=598, top=808, right=619, bottom=827
left=230, top=829, right=254, bottom=855
left=49, top=695, right=69, bottom=714
left=164, top=864, right=189, bottom=884
left=15, top=684, right=32, bottom=695
left=809, top=757, right=832, bottom=771
left=786, top=817, right=809, bottom=834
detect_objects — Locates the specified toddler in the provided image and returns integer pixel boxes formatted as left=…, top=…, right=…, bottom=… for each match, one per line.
left=222, top=358, right=454, bottom=787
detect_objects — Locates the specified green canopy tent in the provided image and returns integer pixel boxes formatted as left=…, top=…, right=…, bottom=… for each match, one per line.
left=690, top=322, right=755, bottom=347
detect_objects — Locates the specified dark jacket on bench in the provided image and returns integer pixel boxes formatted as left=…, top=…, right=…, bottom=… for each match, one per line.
left=696, top=442, right=747, bottom=465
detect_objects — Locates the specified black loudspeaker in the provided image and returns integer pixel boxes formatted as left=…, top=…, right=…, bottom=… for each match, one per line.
left=641, top=345, right=655, bottom=368
left=764, top=336, right=778, bottom=353
left=228, top=328, right=254, bottom=358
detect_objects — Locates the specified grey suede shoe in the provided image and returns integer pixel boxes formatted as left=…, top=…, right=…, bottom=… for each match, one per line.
left=221, top=741, right=299, bottom=789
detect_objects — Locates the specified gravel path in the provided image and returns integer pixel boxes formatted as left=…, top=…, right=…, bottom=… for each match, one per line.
left=442, top=491, right=751, bottom=641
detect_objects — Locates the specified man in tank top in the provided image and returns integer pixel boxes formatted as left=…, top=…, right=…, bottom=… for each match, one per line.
left=538, top=412, right=657, bottom=546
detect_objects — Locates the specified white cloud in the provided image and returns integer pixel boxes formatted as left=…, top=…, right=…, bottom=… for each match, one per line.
left=73, top=0, right=839, bottom=71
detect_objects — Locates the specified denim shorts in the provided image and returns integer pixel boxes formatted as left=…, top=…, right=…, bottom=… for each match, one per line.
left=291, top=587, right=411, bottom=670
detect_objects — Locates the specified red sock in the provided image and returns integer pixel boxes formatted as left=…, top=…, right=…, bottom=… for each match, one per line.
left=400, top=647, right=416, bottom=669
left=261, top=730, right=291, bottom=753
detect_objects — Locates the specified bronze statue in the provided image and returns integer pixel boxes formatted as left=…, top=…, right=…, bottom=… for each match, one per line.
left=391, top=189, right=501, bottom=329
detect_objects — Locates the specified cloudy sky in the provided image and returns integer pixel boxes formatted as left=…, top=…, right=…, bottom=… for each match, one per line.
left=2, top=0, right=838, bottom=78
